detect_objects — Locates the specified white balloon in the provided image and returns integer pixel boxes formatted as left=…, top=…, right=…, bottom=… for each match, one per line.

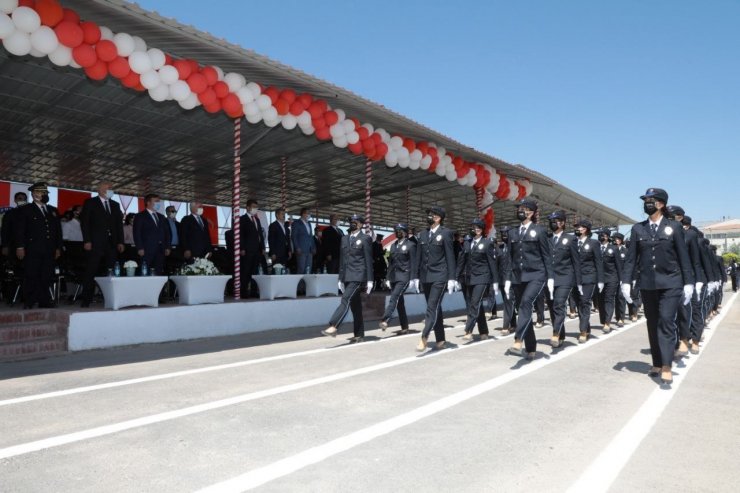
left=300, top=125, right=314, bottom=136
left=246, top=112, right=263, bottom=125
left=361, top=123, right=374, bottom=134
left=29, top=26, right=58, bottom=54
left=419, top=159, right=430, bottom=171
left=184, top=91, right=200, bottom=107
left=224, top=72, right=245, bottom=92
left=262, top=106, right=278, bottom=121
left=128, top=51, right=152, bottom=74
left=169, top=80, right=191, bottom=101
left=179, top=95, right=198, bottom=110
left=132, top=35, right=146, bottom=53
left=2, top=29, right=30, bottom=56
left=296, top=111, right=311, bottom=127
left=346, top=131, right=360, bottom=145
left=148, top=84, right=169, bottom=102
left=113, top=33, right=135, bottom=57
left=214, top=66, right=224, bottom=80
left=332, top=135, right=348, bottom=148
left=421, top=155, right=432, bottom=167
left=236, top=86, right=254, bottom=105
left=446, top=170, right=457, bottom=182
left=398, top=156, right=410, bottom=168
left=409, top=160, right=420, bottom=171
left=410, top=149, right=422, bottom=162
left=69, top=59, right=81, bottom=69
left=281, top=114, right=297, bottom=130
left=264, top=115, right=280, bottom=128
left=435, top=164, right=447, bottom=177
left=329, top=123, right=345, bottom=139
left=158, top=65, right=179, bottom=85
left=147, top=48, right=166, bottom=70
left=246, top=81, right=261, bottom=99
left=99, top=26, right=114, bottom=41
left=256, top=94, right=272, bottom=111
left=0, top=12, right=14, bottom=39
left=341, top=119, right=354, bottom=133
left=48, top=44, right=72, bottom=66
left=140, top=70, right=161, bottom=90
left=385, top=151, right=398, bottom=167
left=334, top=108, right=346, bottom=121
left=244, top=101, right=260, bottom=117
left=0, top=0, right=18, bottom=15
left=389, top=136, right=403, bottom=150
left=457, top=177, right=467, bottom=186
left=11, top=6, right=39, bottom=34
left=29, top=46, right=44, bottom=57
left=396, top=147, right=409, bottom=160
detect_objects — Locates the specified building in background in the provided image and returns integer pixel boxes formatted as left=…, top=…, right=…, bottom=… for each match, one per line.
left=701, top=219, right=740, bottom=254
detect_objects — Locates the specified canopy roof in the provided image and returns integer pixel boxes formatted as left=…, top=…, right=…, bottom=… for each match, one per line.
left=0, top=0, right=634, bottom=230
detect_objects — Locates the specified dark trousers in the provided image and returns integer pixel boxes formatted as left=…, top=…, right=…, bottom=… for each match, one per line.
left=421, top=281, right=446, bottom=341
left=641, top=288, right=682, bottom=368
left=142, top=249, right=165, bottom=276
left=513, top=280, right=545, bottom=352
left=568, top=291, right=577, bottom=313
left=732, top=276, right=737, bottom=292
left=500, top=282, right=516, bottom=329
left=535, top=289, right=546, bottom=323
left=326, top=256, right=340, bottom=275
left=547, top=285, right=572, bottom=340
left=487, top=287, right=498, bottom=317
left=82, top=243, right=116, bottom=304
left=677, top=295, right=692, bottom=343
left=598, top=281, right=618, bottom=325
left=328, top=281, right=364, bottom=337
left=690, top=285, right=707, bottom=343
left=23, top=250, right=54, bottom=307
left=463, top=283, right=489, bottom=335
left=616, top=287, right=627, bottom=322
left=575, top=283, right=596, bottom=333
left=628, top=284, right=642, bottom=318
left=382, top=280, right=410, bottom=329
left=240, top=251, right=259, bottom=297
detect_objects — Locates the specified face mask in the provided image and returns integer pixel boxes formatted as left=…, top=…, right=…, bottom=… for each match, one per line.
left=167, top=212, right=176, bottom=219
left=516, top=211, right=527, bottom=221
left=153, top=202, right=162, bottom=212
left=600, top=237, right=608, bottom=243
left=41, top=194, right=49, bottom=204
left=395, top=230, right=405, bottom=239
left=575, top=230, right=583, bottom=238
left=249, top=208, right=258, bottom=215
left=426, top=216, right=434, bottom=225
left=16, top=200, right=27, bottom=207
left=349, top=223, right=358, bottom=232
left=196, top=207, right=203, bottom=216
left=549, top=221, right=559, bottom=232
left=501, top=234, right=509, bottom=242
left=470, top=229, right=478, bottom=237
left=306, top=215, right=312, bottom=221
left=643, top=202, right=657, bottom=215
left=107, top=190, right=115, bottom=200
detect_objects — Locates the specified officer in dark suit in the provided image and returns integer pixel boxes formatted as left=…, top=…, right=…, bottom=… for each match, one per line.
left=14, top=183, right=62, bottom=308
left=267, top=207, right=291, bottom=267
left=612, top=233, right=628, bottom=326
left=457, top=218, right=506, bottom=341
left=572, top=218, right=603, bottom=342
left=79, top=182, right=125, bottom=307
left=180, top=202, right=212, bottom=261
left=546, top=211, right=582, bottom=347
left=322, top=214, right=373, bottom=342
left=321, top=214, right=343, bottom=274
left=379, top=223, right=417, bottom=334
left=505, top=200, right=553, bottom=359
left=621, top=188, right=695, bottom=385
left=238, top=199, right=265, bottom=297
left=133, top=193, right=171, bottom=275
left=497, top=227, right=516, bottom=330
left=1, top=192, right=27, bottom=258
left=700, top=237, right=720, bottom=323
left=414, top=206, right=457, bottom=351
left=682, top=218, right=713, bottom=353
left=597, top=230, right=623, bottom=333
left=714, top=246, right=727, bottom=310
left=164, top=205, right=183, bottom=274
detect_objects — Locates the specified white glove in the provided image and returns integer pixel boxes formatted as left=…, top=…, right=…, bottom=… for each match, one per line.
left=366, top=281, right=373, bottom=294
left=598, top=282, right=605, bottom=293
left=632, top=280, right=636, bottom=289
left=695, top=282, right=703, bottom=300
left=455, top=281, right=462, bottom=292
left=411, top=279, right=420, bottom=293
left=547, top=279, right=554, bottom=297
left=620, top=283, right=633, bottom=304
left=504, top=280, right=511, bottom=299
left=682, top=284, right=694, bottom=306
left=447, top=280, right=455, bottom=294
left=338, top=281, right=345, bottom=293
left=493, top=283, right=500, bottom=295
left=384, top=279, right=391, bottom=289
left=577, top=284, right=583, bottom=296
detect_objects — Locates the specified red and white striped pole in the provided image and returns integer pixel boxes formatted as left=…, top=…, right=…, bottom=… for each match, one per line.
left=475, top=186, right=483, bottom=217
left=232, top=118, right=242, bottom=299
left=281, top=156, right=287, bottom=210
left=365, top=160, right=372, bottom=236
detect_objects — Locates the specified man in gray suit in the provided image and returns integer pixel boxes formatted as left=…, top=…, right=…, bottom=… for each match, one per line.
left=292, top=207, right=315, bottom=274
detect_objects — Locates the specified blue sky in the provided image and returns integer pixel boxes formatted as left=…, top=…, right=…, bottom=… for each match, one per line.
left=139, top=0, right=739, bottom=225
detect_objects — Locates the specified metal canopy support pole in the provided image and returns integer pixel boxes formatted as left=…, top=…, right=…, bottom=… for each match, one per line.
left=281, top=156, right=288, bottom=210
left=406, top=185, right=410, bottom=225
left=232, top=118, right=242, bottom=299
left=365, top=160, right=373, bottom=236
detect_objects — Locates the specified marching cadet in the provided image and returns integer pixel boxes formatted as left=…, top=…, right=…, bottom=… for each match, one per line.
left=379, top=223, right=417, bottom=334
left=322, top=214, right=374, bottom=342
left=621, top=188, right=695, bottom=386
left=612, top=233, right=629, bottom=326
left=414, top=206, right=457, bottom=352
left=712, top=244, right=727, bottom=313
left=505, top=199, right=552, bottom=359
left=700, top=237, right=720, bottom=323
left=665, top=207, right=706, bottom=358
left=457, top=218, right=507, bottom=341
left=497, top=227, right=517, bottom=333
left=14, top=183, right=62, bottom=309
left=597, top=230, right=623, bottom=333
left=546, top=211, right=582, bottom=348
left=573, top=218, right=604, bottom=343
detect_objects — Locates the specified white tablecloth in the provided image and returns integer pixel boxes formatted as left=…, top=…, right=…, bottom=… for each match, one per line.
left=302, top=274, right=339, bottom=297
left=169, top=275, right=231, bottom=305
left=252, top=275, right=302, bottom=300
left=95, top=276, right=168, bottom=310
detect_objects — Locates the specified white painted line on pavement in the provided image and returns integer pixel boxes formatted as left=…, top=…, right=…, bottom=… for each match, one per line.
left=195, top=318, right=645, bottom=492
left=567, top=292, right=738, bottom=493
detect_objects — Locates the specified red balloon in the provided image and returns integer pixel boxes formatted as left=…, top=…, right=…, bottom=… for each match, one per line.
left=222, top=94, right=242, bottom=117
left=84, top=60, right=108, bottom=81
left=120, top=71, right=141, bottom=89
left=417, top=142, right=429, bottom=153
left=95, top=40, right=117, bottom=62
left=362, top=139, right=375, bottom=152
left=363, top=147, right=375, bottom=159
left=62, top=8, right=80, bottom=23
left=307, top=101, right=324, bottom=119
left=187, top=73, right=208, bottom=94
left=288, top=101, right=304, bottom=116
left=350, top=118, right=361, bottom=129
left=187, top=59, right=200, bottom=74
left=54, top=21, right=84, bottom=48
left=348, top=142, right=363, bottom=155
left=375, top=142, right=388, bottom=157
left=164, top=53, right=173, bottom=66
left=35, top=0, right=64, bottom=27
left=72, top=44, right=97, bottom=68
left=517, top=185, right=526, bottom=201
left=371, top=133, right=382, bottom=145
left=315, top=127, right=331, bottom=141
left=311, top=117, right=327, bottom=130
left=201, top=66, right=218, bottom=86
left=18, top=0, right=34, bottom=7
left=357, top=127, right=369, bottom=140
left=172, top=59, right=192, bottom=80
left=203, top=100, right=222, bottom=114
left=297, top=93, right=313, bottom=108
left=224, top=105, right=243, bottom=119
left=314, top=100, right=328, bottom=114
left=212, top=81, right=229, bottom=98
left=274, top=99, right=290, bottom=116
left=80, top=21, right=101, bottom=45
left=108, top=56, right=130, bottom=78
left=263, top=86, right=279, bottom=104
left=324, top=110, right=338, bottom=126
left=402, top=138, right=416, bottom=153
left=198, top=88, right=217, bottom=106
left=279, top=89, right=296, bottom=104
left=456, top=168, right=466, bottom=179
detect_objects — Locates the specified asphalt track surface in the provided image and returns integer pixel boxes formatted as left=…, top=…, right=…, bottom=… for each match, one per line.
left=1, top=289, right=738, bottom=492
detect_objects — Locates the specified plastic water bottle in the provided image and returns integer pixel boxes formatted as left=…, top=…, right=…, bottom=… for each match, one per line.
left=322, top=265, right=327, bottom=274
left=113, top=262, right=121, bottom=277
left=257, top=264, right=264, bottom=275
left=141, top=260, right=148, bottom=277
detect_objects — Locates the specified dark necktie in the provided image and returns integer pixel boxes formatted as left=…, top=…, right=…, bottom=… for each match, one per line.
left=104, top=200, right=111, bottom=214
left=552, top=236, right=558, bottom=246
left=520, top=226, right=526, bottom=237
left=152, top=213, right=157, bottom=226
left=196, top=215, right=203, bottom=228
left=601, top=245, right=606, bottom=253
left=651, top=224, right=658, bottom=235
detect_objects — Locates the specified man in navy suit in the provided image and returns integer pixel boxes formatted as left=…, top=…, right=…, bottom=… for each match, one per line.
left=180, top=202, right=212, bottom=262
left=292, top=207, right=315, bottom=274
left=238, top=199, right=265, bottom=298
left=268, top=207, right=291, bottom=267
left=133, top=194, right=171, bottom=275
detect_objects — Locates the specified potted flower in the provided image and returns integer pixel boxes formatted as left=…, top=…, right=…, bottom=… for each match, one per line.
left=169, top=258, right=231, bottom=305
left=273, top=263, right=285, bottom=275
left=123, top=260, right=138, bottom=277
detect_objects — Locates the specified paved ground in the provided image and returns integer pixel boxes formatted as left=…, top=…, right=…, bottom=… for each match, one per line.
left=1, top=290, right=738, bottom=492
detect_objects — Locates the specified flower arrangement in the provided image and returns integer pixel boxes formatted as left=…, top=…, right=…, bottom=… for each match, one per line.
left=179, top=258, right=221, bottom=276
left=123, top=260, right=138, bottom=269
